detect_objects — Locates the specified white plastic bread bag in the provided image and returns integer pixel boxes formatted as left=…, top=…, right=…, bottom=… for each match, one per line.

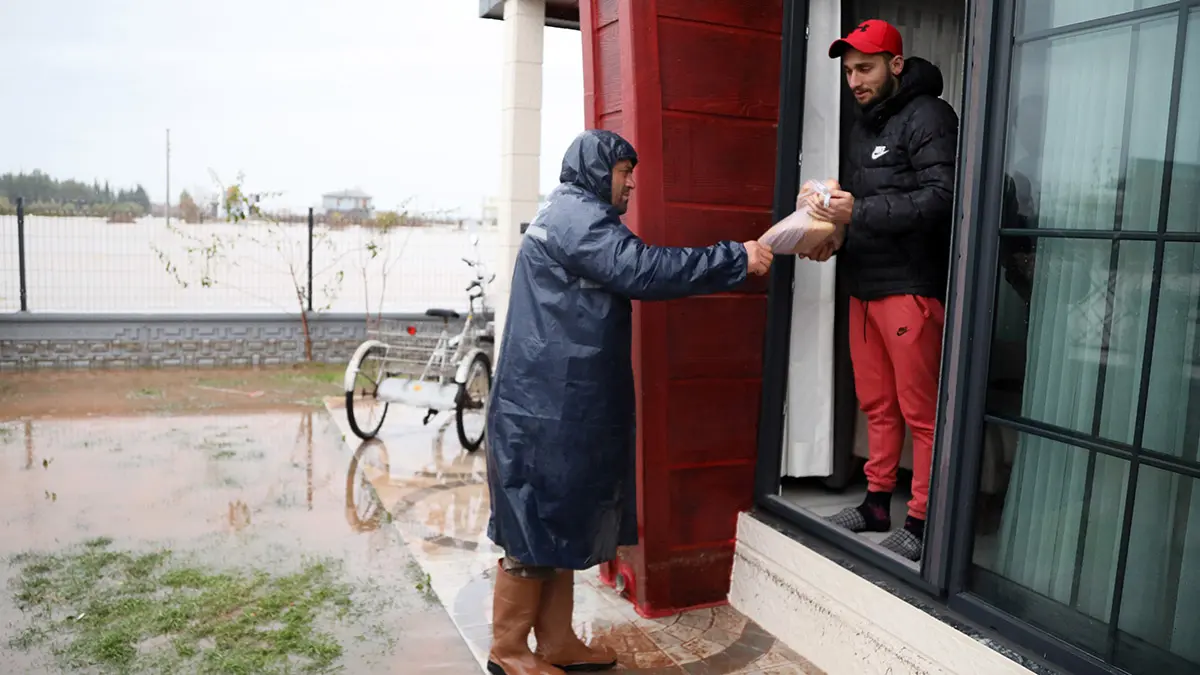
left=758, top=179, right=839, bottom=256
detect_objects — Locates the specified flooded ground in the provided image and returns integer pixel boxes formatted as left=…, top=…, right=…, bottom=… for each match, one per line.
left=0, top=365, right=821, bottom=673
left=0, top=399, right=478, bottom=672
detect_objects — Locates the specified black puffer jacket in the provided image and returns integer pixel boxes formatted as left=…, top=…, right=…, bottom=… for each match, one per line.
left=840, top=57, right=959, bottom=301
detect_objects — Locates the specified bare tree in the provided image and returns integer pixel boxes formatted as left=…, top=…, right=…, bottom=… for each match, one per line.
left=151, top=172, right=351, bottom=361
left=353, top=202, right=417, bottom=331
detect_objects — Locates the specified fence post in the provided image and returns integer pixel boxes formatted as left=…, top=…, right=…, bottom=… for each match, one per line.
left=307, top=207, right=314, bottom=312
left=17, top=197, right=27, bottom=312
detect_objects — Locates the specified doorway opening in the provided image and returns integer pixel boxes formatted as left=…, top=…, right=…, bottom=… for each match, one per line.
left=772, top=0, right=969, bottom=572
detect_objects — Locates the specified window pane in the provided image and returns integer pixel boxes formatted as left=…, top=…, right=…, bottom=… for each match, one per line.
left=1168, top=11, right=1200, bottom=234
left=1003, top=17, right=1176, bottom=233
left=1018, top=0, right=1173, bottom=36
left=1142, top=243, right=1200, bottom=460
left=1113, top=466, right=1200, bottom=672
left=971, top=427, right=1129, bottom=657
left=987, top=237, right=1155, bottom=445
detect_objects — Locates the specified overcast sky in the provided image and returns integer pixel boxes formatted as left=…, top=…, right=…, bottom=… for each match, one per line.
left=0, top=0, right=583, bottom=217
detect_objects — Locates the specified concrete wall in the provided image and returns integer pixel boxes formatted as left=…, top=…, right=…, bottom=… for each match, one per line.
left=730, top=513, right=1038, bottom=675
left=0, top=313, right=467, bottom=371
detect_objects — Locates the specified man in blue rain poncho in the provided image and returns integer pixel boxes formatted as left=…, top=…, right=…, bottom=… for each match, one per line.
left=483, top=129, right=774, bottom=675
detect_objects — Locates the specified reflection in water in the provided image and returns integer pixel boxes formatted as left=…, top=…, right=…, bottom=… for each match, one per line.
left=301, top=411, right=314, bottom=511
left=345, top=440, right=390, bottom=533
left=24, top=420, right=33, bottom=470
left=228, top=499, right=252, bottom=531
left=0, top=410, right=480, bottom=674
left=341, top=417, right=490, bottom=548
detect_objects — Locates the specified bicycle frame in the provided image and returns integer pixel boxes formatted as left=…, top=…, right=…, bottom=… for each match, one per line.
left=343, top=228, right=498, bottom=440
left=415, top=234, right=493, bottom=386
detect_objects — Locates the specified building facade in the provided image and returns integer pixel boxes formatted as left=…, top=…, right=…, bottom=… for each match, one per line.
left=321, top=189, right=374, bottom=217
left=482, top=1, right=1200, bottom=674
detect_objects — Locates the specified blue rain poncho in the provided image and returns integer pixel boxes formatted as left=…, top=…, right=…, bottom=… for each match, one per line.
left=486, top=129, right=749, bottom=569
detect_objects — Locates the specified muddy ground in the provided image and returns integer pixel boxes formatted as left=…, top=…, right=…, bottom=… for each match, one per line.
left=0, top=366, right=479, bottom=674
left=0, top=364, right=346, bottom=419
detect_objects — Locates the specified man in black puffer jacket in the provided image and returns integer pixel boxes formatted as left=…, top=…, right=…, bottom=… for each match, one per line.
left=806, top=19, right=959, bottom=562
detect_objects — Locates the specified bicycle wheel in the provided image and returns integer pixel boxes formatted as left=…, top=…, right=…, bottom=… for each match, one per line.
left=346, top=344, right=390, bottom=440
left=455, top=352, right=491, bottom=452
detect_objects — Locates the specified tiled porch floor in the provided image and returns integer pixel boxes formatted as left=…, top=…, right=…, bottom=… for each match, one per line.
left=326, top=399, right=823, bottom=674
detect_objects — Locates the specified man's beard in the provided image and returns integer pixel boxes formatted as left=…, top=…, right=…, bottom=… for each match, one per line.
left=858, top=75, right=899, bottom=110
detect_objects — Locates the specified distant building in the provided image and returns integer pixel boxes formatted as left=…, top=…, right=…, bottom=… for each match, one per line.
left=481, top=196, right=500, bottom=228
left=481, top=194, right=548, bottom=228
left=322, top=189, right=374, bottom=218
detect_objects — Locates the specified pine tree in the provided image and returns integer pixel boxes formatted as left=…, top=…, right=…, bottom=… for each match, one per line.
left=133, top=185, right=151, bottom=211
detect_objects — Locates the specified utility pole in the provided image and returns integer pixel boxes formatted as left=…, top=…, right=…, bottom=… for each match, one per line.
left=165, top=129, right=171, bottom=226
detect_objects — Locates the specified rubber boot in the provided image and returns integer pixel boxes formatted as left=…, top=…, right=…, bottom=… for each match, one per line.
left=533, top=571, right=618, bottom=672
left=487, top=563, right=566, bottom=675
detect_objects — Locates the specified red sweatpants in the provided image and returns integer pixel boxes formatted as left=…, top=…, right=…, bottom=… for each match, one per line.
left=848, top=294, right=945, bottom=521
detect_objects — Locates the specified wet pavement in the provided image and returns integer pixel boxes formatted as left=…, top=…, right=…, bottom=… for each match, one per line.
left=324, top=399, right=823, bottom=674
left=0, top=410, right=477, bottom=673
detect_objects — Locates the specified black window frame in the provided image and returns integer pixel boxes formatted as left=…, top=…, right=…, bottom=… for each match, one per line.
left=945, top=2, right=1200, bottom=674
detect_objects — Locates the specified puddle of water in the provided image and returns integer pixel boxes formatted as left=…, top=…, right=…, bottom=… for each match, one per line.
left=0, top=411, right=478, bottom=674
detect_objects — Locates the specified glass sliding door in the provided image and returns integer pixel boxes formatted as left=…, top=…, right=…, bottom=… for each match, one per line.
left=966, top=1, right=1200, bottom=672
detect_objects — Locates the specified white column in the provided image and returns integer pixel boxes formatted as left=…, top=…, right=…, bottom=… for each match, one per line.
left=492, top=0, right=545, bottom=356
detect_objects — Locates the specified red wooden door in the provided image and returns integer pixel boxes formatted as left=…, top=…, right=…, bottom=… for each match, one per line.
left=579, top=0, right=783, bottom=616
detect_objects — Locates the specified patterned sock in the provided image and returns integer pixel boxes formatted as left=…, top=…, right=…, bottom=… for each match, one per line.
left=904, top=516, right=925, bottom=539
left=827, top=491, right=892, bottom=533
left=855, top=491, right=893, bottom=530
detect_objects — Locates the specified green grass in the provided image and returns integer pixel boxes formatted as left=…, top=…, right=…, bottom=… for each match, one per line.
left=278, top=373, right=342, bottom=386
left=405, top=561, right=437, bottom=606
left=8, top=539, right=354, bottom=674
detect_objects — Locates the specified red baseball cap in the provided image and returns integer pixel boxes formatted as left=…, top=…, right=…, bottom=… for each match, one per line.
left=829, top=19, right=903, bottom=58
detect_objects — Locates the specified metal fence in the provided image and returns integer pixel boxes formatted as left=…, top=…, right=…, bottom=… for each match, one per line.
left=0, top=197, right=498, bottom=315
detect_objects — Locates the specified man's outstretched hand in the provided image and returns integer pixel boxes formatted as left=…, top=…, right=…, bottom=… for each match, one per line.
left=744, top=241, right=774, bottom=276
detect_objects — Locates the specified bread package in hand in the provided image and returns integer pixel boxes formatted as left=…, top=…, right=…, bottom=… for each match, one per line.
left=758, top=179, right=839, bottom=256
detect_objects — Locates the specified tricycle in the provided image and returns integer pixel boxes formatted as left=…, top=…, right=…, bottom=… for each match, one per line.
left=343, top=233, right=495, bottom=451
